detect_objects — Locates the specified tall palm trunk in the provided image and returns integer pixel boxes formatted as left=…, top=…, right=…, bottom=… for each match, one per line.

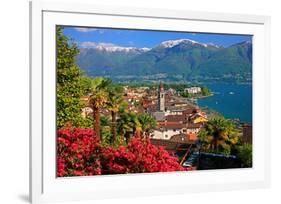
left=111, top=111, right=117, bottom=143
left=144, top=130, right=148, bottom=138
left=213, top=137, right=218, bottom=151
left=93, top=107, right=101, bottom=142
left=134, top=128, right=141, bottom=138
left=124, top=132, right=130, bottom=143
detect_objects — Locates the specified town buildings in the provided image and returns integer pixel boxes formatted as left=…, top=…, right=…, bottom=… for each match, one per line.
left=80, top=82, right=208, bottom=145
left=149, top=83, right=208, bottom=142
left=184, top=86, right=201, bottom=94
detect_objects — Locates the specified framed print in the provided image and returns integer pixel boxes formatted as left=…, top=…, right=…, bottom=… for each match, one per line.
left=30, top=1, right=271, bottom=203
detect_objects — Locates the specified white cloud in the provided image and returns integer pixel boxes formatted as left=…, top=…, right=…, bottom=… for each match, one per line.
left=79, top=41, right=97, bottom=48
left=74, top=27, right=98, bottom=32
left=79, top=42, right=115, bottom=48
left=128, top=41, right=134, bottom=46
left=79, top=41, right=151, bottom=53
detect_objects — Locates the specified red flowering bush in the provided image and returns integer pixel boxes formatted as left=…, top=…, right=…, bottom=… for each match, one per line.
left=101, top=138, right=184, bottom=174
left=57, top=128, right=102, bottom=177
left=57, top=128, right=184, bottom=177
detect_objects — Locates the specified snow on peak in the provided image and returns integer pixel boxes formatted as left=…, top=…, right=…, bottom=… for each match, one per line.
left=157, top=39, right=218, bottom=49
left=244, top=41, right=252, bottom=44
left=207, top=43, right=222, bottom=48
left=158, top=39, right=197, bottom=48
left=78, top=39, right=221, bottom=53
left=79, top=42, right=151, bottom=53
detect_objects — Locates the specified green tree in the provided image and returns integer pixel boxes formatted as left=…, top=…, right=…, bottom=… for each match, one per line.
left=56, top=26, right=91, bottom=128
left=88, top=78, right=111, bottom=141
left=198, top=116, right=240, bottom=153
left=201, top=86, right=211, bottom=96
left=237, top=144, right=252, bottom=167
left=117, top=112, right=142, bottom=142
left=106, top=85, right=124, bottom=144
left=100, top=116, right=111, bottom=145
left=137, top=113, right=157, bottom=137
left=181, top=91, right=190, bottom=98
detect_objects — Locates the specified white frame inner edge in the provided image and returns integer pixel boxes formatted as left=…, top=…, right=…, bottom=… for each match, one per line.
left=30, top=1, right=271, bottom=203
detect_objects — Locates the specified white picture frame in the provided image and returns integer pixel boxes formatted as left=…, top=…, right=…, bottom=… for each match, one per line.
left=30, top=1, right=271, bottom=203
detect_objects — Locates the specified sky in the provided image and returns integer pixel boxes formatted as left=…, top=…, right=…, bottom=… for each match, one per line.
left=63, top=26, right=252, bottom=48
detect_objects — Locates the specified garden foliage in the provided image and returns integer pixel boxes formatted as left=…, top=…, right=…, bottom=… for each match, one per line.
left=57, top=128, right=184, bottom=177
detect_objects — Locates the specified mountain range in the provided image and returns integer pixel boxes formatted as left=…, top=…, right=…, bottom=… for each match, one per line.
left=76, top=39, right=252, bottom=83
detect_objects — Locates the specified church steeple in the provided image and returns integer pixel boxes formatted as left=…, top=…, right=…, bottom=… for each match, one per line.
left=158, top=82, right=165, bottom=112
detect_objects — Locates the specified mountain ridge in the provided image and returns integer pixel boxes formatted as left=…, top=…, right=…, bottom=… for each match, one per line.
left=76, top=39, right=252, bottom=82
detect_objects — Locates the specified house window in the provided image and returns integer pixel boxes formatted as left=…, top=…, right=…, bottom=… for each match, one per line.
left=173, top=129, right=176, bottom=132
left=165, top=135, right=168, bottom=138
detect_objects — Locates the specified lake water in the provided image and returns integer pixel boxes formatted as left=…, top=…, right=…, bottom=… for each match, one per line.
left=197, top=83, right=252, bottom=123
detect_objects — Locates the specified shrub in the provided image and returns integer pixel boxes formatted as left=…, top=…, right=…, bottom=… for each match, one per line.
left=237, top=144, right=252, bottom=167
left=57, top=128, right=184, bottom=177
left=101, top=137, right=184, bottom=174
left=57, top=128, right=102, bottom=177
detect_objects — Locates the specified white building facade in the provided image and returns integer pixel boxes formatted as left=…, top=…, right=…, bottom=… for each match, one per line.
left=185, top=87, right=201, bottom=94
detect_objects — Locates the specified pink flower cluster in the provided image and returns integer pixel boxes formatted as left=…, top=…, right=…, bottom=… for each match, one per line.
left=57, top=128, right=184, bottom=177
left=101, top=138, right=184, bottom=174
left=57, top=128, right=102, bottom=177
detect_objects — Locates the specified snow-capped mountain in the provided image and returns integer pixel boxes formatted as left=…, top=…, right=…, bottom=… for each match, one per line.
left=157, top=39, right=221, bottom=49
left=79, top=42, right=150, bottom=53
left=77, top=39, right=252, bottom=82
left=79, top=39, right=221, bottom=53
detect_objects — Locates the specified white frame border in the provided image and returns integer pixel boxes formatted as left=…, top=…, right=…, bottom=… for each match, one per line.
left=30, top=1, right=271, bottom=203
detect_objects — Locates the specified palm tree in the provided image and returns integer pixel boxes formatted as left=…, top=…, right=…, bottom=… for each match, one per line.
left=90, top=90, right=107, bottom=142
left=117, top=112, right=142, bottom=142
left=199, top=116, right=239, bottom=153
left=106, top=86, right=124, bottom=143
left=88, top=78, right=111, bottom=142
left=137, top=113, right=157, bottom=137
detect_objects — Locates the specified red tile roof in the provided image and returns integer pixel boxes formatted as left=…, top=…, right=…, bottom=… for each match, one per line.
left=165, top=114, right=187, bottom=122
left=157, top=122, right=202, bottom=129
left=158, top=122, right=186, bottom=129
left=187, top=133, right=198, bottom=141
left=150, top=138, right=196, bottom=151
left=170, top=134, right=190, bottom=143
left=186, top=123, right=202, bottom=129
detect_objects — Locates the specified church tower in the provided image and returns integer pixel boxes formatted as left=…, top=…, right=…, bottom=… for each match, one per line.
left=158, top=82, right=165, bottom=112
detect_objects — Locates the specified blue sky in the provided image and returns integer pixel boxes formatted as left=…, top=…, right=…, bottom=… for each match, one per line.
left=63, top=26, right=252, bottom=48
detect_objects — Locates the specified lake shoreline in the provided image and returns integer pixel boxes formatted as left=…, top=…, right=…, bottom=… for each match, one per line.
left=197, top=83, right=252, bottom=123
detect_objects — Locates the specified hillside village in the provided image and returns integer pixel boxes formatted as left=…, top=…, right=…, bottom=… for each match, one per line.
left=78, top=81, right=252, bottom=169
left=81, top=82, right=208, bottom=143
